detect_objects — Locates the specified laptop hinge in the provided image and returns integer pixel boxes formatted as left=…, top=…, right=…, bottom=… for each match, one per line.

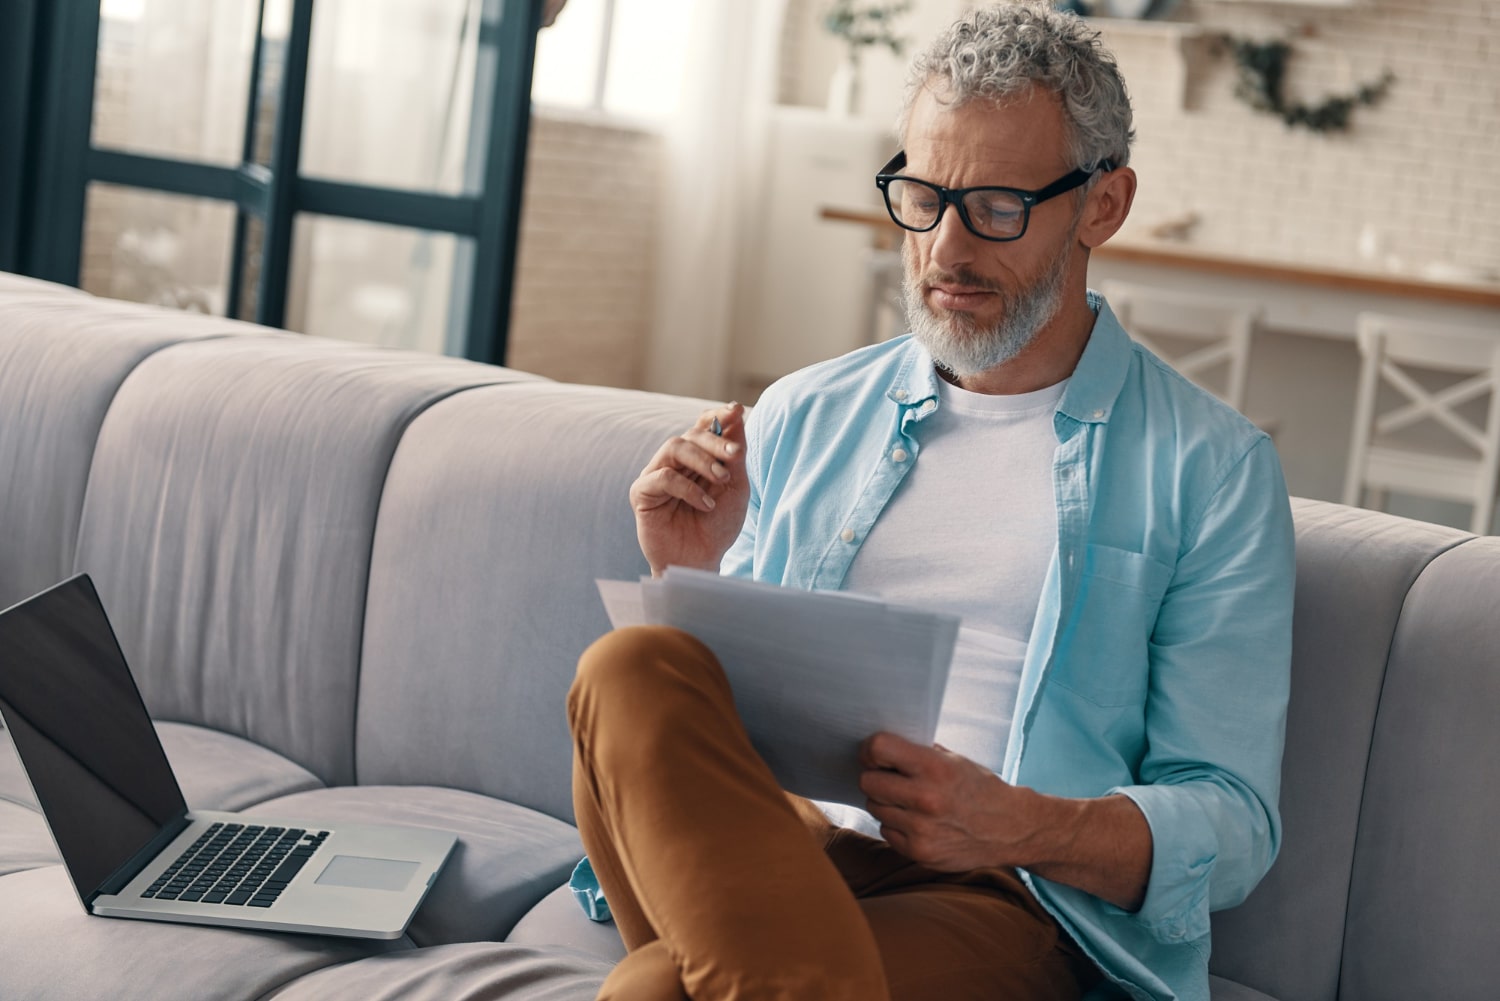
left=89, top=811, right=193, bottom=906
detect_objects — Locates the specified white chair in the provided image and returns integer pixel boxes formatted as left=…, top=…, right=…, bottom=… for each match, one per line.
left=1100, top=279, right=1261, bottom=414
left=1343, top=312, right=1500, bottom=535
left=864, top=247, right=905, bottom=345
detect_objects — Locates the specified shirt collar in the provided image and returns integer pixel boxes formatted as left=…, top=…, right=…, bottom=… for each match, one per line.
left=884, top=289, right=1132, bottom=425
left=886, top=341, right=944, bottom=413
left=1056, top=290, right=1131, bottom=427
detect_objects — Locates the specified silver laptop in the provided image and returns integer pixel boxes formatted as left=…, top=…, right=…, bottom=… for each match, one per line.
left=0, top=574, right=455, bottom=939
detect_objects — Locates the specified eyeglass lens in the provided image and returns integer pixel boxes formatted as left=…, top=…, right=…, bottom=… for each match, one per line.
left=885, top=179, right=1028, bottom=240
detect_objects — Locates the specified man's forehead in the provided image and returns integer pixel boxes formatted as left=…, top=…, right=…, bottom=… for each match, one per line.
left=903, top=82, right=1071, bottom=177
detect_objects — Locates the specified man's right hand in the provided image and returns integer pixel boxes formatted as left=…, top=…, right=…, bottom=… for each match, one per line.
left=631, top=402, right=749, bottom=577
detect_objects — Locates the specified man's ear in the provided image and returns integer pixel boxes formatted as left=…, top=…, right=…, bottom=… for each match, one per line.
left=1078, top=166, right=1136, bottom=249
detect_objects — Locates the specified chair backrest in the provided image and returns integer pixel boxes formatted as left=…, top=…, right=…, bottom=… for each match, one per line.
left=1099, top=279, right=1261, bottom=412
left=1342, top=312, right=1500, bottom=534
left=865, top=248, right=904, bottom=345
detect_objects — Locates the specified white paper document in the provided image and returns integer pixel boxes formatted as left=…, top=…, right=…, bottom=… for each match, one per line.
left=595, top=568, right=960, bottom=807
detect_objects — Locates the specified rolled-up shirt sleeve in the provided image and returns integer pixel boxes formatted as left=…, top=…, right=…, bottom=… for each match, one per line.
left=1107, top=435, right=1294, bottom=943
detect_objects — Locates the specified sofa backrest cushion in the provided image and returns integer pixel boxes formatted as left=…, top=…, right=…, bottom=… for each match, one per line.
left=72, top=335, right=534, bottom=784
left=0, top=293, right=250, bottom=609
left=355, top=381, right=704, bottom=821
left=1338, top=535, right=1500, bottom=1001
left=1208, top=500, right=1470, bottom=1001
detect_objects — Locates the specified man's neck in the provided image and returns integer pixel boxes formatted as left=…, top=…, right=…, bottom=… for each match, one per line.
left=950, top=294, right=1096, bottom=396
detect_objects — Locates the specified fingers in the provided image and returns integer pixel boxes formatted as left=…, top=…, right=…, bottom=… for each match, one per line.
left=648, top=435, right=734, bottom=489
left=859, top=732, right=929, bottom=773
left=689, top=403, right=745, bottom=461
left=859, top=765, right=911, bottom=807
left=631, top=403, right=747, bottom=514
left=633, top=466, right=713, bottom=512
left=696, top=401, right=747, bottom=446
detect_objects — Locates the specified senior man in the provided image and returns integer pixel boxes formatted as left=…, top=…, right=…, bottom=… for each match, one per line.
left=567, top=4, right=1294, bottom=1000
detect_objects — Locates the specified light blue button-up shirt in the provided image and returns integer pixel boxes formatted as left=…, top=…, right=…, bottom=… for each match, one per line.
left=722, top=294, right=1295, bottom=1001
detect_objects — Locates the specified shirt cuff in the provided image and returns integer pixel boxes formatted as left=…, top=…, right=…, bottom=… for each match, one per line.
left=1107, top=784, right=1217, bottom=944
left=569, top=856, right=613, bottom=923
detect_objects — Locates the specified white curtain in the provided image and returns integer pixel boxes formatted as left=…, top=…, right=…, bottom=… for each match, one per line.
left=291, top=0, right=476, bottom=352
left=641, top=0, right=785, bottom=400
left=93, top=0, right=473, bottom=347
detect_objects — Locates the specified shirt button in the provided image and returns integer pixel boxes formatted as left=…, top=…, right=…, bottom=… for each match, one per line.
left=1093, top=409, right=1105, bottom=419
left=891, top=447, right=909, bottom=463
left=922, top=401, right=936, bottom=414
left=894, top=389, right=908, bottom=401
left=840, top=528, right=856, bottom=544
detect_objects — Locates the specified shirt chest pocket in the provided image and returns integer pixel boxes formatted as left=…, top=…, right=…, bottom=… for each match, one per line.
left=1048, top=544, right=1174, bottom=707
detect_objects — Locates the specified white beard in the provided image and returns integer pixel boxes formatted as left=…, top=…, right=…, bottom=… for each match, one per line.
left=900, top=241, right=1070, bottom=379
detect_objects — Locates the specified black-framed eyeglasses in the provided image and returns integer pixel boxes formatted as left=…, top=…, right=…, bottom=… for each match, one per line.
left=874, top=151, right=1114, bottom=242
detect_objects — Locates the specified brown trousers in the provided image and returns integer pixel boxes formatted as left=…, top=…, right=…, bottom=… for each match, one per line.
left=566, top=625, right=1100, bottom=1001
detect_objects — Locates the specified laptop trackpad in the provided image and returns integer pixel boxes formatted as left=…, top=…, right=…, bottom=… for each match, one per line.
left=314, top=856, right=420, bottom=892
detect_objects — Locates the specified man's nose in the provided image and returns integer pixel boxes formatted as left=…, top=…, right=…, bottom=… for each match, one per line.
left=927, top=205, right=977, bottom=272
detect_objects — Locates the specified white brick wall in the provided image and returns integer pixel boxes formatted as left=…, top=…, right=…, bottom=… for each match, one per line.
left=507, top=113, right=660, bottom=388
left=779, top=0, right=1500, bottom=282
left=1101, top=0, right=1500, bottom=280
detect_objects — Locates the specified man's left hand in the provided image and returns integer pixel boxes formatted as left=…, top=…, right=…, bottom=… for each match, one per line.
left=859, top=732, right=1037, bottom=872
left=859, top=731, right=1154, bottom=911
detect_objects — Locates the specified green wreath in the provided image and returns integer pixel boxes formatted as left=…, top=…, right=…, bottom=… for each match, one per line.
left=1219, top=35, right=1395, bottom=133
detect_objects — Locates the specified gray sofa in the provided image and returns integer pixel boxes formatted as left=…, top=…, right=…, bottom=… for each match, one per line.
left=0, top=273, right=1496, bottom=1001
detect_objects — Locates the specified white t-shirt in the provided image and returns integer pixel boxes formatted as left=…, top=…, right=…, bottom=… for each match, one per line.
left=828, top=375, right=1064, bottom=833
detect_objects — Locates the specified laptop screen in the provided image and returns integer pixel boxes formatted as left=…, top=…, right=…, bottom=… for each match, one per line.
left=0, top=575, right=188, bottom=902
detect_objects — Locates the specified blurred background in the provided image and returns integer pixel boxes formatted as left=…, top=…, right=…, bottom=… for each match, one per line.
left=2, top=0, right=1497, bottom=527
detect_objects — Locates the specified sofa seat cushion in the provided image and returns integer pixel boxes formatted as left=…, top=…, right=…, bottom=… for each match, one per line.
left=248, top=785, right=583, bottom=947
left=1, top=728, right=60, bottom=873
left=1, top=720, right=322, bottom=810
left=1081, top=975, right=1279, bottom=1000
left=506, top=884, right=626, bottom=964
left=264, top=942, right=611, bottom=1000
left=159, top=722, right=325, bottom=811
left=1208, top=975, right=1280, bottom=1000
left=1, top=721, right=321, bottom=874
left=0, top=865, right=406, bottom=1001
left=0, top=724, right=35, bottom=808
left=0, top=800, right=57, bottom=875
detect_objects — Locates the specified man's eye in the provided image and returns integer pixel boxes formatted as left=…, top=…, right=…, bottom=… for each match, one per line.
left=975, top=198, right=1022, bottom=222
left=906, top=191, right=940, bottom=215
left=969, top=194, right=1024, bottom=230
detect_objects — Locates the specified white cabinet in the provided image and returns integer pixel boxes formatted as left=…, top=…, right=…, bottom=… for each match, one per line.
left=734, top=107, right=897, bottom=397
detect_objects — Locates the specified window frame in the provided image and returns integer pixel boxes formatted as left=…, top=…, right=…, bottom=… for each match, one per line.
left=4, top=0, right=543, bottom=366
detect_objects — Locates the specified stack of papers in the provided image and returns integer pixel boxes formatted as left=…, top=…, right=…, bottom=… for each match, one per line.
left=596, top=568, right=959, bottom=807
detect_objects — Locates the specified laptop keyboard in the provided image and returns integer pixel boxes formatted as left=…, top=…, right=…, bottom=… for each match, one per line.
left=141, top=823, right=330, bottom=908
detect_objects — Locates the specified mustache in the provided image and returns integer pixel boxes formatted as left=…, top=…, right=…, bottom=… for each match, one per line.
left=915, top=268, right=1006, bottom=295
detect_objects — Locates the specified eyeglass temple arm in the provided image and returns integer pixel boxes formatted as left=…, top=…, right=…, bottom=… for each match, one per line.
left=876, top=150, right=907, bottom=178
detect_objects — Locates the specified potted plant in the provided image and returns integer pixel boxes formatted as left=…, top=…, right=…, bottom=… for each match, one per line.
left=822, top=0, right=912, bottom=116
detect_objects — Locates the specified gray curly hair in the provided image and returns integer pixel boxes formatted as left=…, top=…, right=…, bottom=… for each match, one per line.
left=898, top=2, right=1135, bottom=171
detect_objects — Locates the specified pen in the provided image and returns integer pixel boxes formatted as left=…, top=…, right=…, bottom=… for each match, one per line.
left=711, top=416, right=722, bottom=437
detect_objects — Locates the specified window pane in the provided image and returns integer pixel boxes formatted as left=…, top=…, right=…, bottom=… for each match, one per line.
left=93, top=0, right=260, bottom=165
left=286, top=215, right=467, bottom=354
left=530, top=0, right=605, bottom=109
left=80, top=183, right=235, bottom=313
left=300, top=0, right=482, bottom=194
left=603, top=0, right=693, bottom=119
